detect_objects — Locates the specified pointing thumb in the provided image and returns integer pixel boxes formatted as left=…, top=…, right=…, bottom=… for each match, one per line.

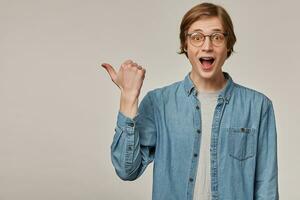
left=101, top=63, right=117, bottom=81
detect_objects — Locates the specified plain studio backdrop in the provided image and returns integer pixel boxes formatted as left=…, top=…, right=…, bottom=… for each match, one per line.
left=0, top=0, right=299, bottom=199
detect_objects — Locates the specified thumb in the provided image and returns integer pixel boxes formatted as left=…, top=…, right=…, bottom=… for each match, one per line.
left=101, top=63, right=117, bottom=81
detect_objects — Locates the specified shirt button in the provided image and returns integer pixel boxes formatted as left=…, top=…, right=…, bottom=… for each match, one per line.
left=196, top=105, right=200, bottom=110
left=127, top=122, right=134, bottom=127
left=194, top=153, right=198, bottom=157
left=197, top=129, right=201, bottom=134
left=189, top=178, right=194, bottom=182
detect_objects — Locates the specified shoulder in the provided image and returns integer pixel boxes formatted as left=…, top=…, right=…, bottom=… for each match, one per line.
left=233, top=82, right=273, bottom=108
left=146, top=79, right=184, bottom=101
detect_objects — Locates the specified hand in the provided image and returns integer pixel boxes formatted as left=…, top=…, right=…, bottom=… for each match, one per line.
left=101, top=60, right=146, bottom=99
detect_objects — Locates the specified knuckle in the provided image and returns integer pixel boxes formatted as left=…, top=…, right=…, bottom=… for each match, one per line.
left=138, top=69, right=144, bottom=75
left=123, top=59, right=133, bottom=66
left=121, top=64, right=128, bottom=70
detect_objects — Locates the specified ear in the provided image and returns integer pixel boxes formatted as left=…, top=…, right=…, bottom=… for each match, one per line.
left=184, top=42, right=188, bottom=52
left=226, top=49, right=231, bottom=58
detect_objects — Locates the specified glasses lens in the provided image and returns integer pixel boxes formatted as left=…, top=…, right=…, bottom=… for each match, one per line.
left=190, top=32, right=204, bottom=46
left=211, top=33, right=225, bottom=46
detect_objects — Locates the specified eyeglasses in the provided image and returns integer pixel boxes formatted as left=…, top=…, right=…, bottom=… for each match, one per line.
left=186, top=32, right=228, bottom=47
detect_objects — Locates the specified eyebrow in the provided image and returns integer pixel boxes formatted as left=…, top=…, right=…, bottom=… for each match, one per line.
left=191, top=28, right=223, bottom=32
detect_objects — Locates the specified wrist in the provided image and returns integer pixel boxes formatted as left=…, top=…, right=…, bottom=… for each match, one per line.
left=119, top=93, right=139, bottom=119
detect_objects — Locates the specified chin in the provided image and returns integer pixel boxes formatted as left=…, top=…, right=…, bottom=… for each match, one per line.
left=199, top=71, right=216, bottom=80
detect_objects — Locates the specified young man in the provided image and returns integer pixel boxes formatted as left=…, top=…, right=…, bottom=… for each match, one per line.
left=102, top=3, right=279, bottom=200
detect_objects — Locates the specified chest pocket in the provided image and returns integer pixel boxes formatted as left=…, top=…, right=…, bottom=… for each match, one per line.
left=228, top=127, right=256, bottom=161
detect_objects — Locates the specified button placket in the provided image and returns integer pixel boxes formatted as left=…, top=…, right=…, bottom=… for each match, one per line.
left=188, top=97, right=202, bottom=199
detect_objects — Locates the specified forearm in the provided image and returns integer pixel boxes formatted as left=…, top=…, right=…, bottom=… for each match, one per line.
left=111, top=112, right=144, bottom=181
left=254, top=100, right=279, bottom=199
left=111, top=92, right=156, bottom=181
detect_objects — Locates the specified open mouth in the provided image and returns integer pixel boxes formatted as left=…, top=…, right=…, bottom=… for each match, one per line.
left=199, top=57, right=215, bottom=69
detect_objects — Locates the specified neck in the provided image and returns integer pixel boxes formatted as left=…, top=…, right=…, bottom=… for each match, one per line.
left=190, top=71, right=227, bottom=93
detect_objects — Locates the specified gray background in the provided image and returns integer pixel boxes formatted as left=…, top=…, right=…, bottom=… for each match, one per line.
left=0, top=0, right=299, bottom=199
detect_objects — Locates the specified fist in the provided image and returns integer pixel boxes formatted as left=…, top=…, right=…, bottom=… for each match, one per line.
left=101, top=59, right=146, bottom=98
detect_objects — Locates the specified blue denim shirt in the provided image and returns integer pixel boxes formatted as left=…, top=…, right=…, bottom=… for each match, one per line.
left=111, top=72, right=279, bottom=200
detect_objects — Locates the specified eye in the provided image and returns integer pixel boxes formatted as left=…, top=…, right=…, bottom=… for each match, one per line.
left=212, top=33, right=224, bottom=41
left=191, top=33, right=204, bottom=41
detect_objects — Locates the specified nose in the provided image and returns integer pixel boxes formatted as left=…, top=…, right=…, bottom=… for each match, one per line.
left=201, top=36, right=213, bottom=52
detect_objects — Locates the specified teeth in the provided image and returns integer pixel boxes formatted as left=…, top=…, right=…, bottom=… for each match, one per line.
left=200, top=57, right=214, bottom=60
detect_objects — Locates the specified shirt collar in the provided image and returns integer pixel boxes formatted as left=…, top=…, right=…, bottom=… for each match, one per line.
left=183, top=71, right=235, bottom=102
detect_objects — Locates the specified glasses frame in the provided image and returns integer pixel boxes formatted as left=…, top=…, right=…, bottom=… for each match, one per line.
left=186, top=32, right=228, bottom=47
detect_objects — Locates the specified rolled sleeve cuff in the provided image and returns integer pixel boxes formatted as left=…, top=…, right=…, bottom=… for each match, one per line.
left=117, top=111, right=140, bottom=132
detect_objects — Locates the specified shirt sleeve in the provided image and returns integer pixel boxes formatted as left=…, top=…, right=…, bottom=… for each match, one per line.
left=110, top=91, right=156, bottom=181
left=254, top=99, right=279, bottom=199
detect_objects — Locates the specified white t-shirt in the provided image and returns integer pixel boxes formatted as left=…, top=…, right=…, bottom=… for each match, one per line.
left=193, top=89, right=221, bottom=200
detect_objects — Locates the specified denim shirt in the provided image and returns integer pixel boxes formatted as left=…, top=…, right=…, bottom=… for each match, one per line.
left=110, top=72, right=279, bottom=200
